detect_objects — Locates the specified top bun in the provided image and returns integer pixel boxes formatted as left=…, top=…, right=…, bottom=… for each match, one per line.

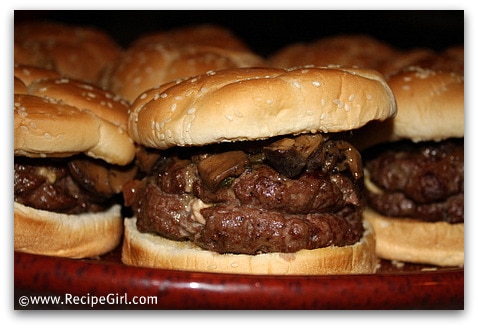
left=128, top=66, right=397, bottom=149
left=268, top=34, right=397, bottom=73
left=14, top=64, right=61, bottom=86
left=14, top=76, right=135, bottom=165
left=380, top=45, right=464, bottom=77
left=14, top=21, right=121, bottom=84
left=386, top=66, right=464, bottom=142
left=102, top=43, right=265, bottom=104
left=128, top=24, right=252, bottom=52
left=100, top=24, right=265, bottom=104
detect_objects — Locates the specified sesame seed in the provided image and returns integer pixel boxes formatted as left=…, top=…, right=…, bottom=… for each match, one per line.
left=402, top=85, right=411, bottom=91
left=153, top=93, right=160, bottom=100
left=175, top=96, right=183, bottom=101
left=306, top=110, right=313, bottom=115
left=234, top=110, right=243, bottom=118
left=266, top=99, right=274, bottom=105
left=81, top=84, right=93, bottom=90
left=348, top=94, right=355, bottom=101
left=185, top=89, right=193, bottom=97
left=312, top=81, right=321, bottom=87
left=187, top=108, right=196, bottom=115
left=140, top=93, right=147, bottom=99
left=344, top=103, right=351, bottom=111
left=292, top=81, right=301, bottom=89
left=43, top=133, right=52, bottom=139
left=170, top=103, right=177, bottom=112
left=333, top=99, right=344, bottom=108
left=366, top=94, right=373, bottom=100
left=225, top=115, right=233, bottom=121
left=160, top=93, right=167, bottom=98
left=320, top=113, right=327, bottom=120
left=321, top=99, right=327, bottom=107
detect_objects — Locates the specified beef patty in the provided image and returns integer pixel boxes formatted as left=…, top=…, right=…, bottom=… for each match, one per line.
left=123, top=133, right=366, bottom=255
left=363, top=138, right=464, bottom=223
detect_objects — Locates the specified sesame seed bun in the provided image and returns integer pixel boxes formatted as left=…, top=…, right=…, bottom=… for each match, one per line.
left=14, top=77, right=135, bottom=165
left=351, top=66, right=464, bottom=151
left=128, top=66, right=397, bottom=149
left=386, top=67, right=464, bottom=142
left=14, top=21, right=121, bottom=84
left=268, top=34, right=397, bottom=73
left=102, top=42, right=265, bottom=104
left=128, top=24, right=252, bottom=52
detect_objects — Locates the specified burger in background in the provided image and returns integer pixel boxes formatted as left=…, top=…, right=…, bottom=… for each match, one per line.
left=121, top=66, right=397, bottom=275
left=355, top=65, right=464, bottom=267
left=100, top=24, right=266, bottom=104
left=14, top=21, right=122, bottom=85
left=267, top=34, right=398, bottom=74
left=14, top=66, right=137, bottom=258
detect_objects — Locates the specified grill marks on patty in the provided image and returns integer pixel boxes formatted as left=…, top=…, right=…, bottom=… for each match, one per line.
left=364, top=139, right=464, bottom=223
left=123, top=133, right=366, bottom=254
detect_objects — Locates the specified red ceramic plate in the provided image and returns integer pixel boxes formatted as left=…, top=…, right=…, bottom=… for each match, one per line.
left=14, top=247, right=463, bottom=310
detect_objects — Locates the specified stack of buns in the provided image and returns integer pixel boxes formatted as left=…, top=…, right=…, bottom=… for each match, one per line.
left=14, top=20, right=464, bottom=273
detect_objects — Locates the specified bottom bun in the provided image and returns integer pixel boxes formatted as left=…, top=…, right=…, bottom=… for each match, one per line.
left=363, top=208, right=464, bottom=267
left=122, top=217, right=377, bottom=275
left=14, top=201, right=123, bottom=259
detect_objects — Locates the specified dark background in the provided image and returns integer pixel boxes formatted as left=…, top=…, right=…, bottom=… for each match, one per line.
left=14, top=10, right=464, bottom=57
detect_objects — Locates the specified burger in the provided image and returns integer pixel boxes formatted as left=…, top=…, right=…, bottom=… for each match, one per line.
left=14, top=21, right=122, bottom=85
left=100, top=24, right=265, bottom=104
left=121, top=66, right=397, bottom=275
left=267, top=34, right=398, bottom=75
left=358, top=66, right=464, bottom=267
left=14, top=69, right=137, bottom=259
